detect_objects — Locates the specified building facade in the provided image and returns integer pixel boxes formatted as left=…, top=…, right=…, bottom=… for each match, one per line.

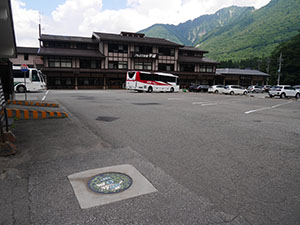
left=216, top=68, right=270, bottom=86
left=38, top=31, right=219, bottom=89
left=9, top=47, right=43, bottom=69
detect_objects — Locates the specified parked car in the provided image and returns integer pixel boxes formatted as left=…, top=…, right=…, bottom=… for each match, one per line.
left=188, top=84, right=199, bottom=92
left=188, top=84, right=209, bottom=92
left=197, top=85, right=210, bottom=92
left=247, top=85, right=264, bottom=93
left=223, top=85, right=248, bottom=95
left=208, top=85, right=225, bottom=94
left=269, top=86, right=300, bottom=98
left=292, top=85, right=300, bottom=91
left=263, top=85, right=272, bottom=93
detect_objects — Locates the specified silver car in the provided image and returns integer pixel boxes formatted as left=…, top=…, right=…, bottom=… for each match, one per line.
left=247, top=85, right=264, bottom=93
left=223, top=85, right=248, bottom=95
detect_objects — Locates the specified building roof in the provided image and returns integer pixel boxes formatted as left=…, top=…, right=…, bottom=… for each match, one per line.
left=38, top=48, right=105, bottom=58
left=17, top=47, right=39, bottom=54
left=178, top=56, right=218, bottom=64
left=216, top=68, right=270, bottom=77
left=93, top=32, right=183, bottom=47
left=39, top=34, right=98, bottom=44
left=179, top=46, right=208, bottom=54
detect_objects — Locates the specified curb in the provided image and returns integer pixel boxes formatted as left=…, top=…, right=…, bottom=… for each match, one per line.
left=4, top=108, right=68, bottom=119
left=7, top=100, right=59, bottom=108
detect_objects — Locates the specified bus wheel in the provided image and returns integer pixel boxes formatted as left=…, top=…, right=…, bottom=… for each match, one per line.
left=148, top=86, right=153, bottom=93
left=17, top=85, right=26, bottom=93
left=170, top=87, right=174, bottom=93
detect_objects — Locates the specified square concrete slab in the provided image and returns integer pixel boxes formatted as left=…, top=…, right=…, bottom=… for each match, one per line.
left=68, top=164, right=157, bottom=209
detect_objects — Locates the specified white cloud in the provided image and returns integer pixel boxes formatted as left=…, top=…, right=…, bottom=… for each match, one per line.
left=11, top=0, right=271, bottom=47
left=11, top=0, right=40, bottom=47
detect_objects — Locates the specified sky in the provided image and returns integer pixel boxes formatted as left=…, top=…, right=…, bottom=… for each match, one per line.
left=11, top=0, right=271, bottom=47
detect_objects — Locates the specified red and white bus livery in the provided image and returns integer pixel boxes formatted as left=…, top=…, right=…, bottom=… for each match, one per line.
left=126, top=71, right=179, bottom=93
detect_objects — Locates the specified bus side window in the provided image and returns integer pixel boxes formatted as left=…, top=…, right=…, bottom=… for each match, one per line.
left=32, top=70, right=40, bottom=82
left=13, top=70, right=29, bottom=78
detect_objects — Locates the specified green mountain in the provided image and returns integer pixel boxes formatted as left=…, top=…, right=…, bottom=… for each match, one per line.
left=140, top=6, right=254, bottom=46
left=140, top=0, right=300, bottom=61
left=197, top=0, right=300, bottom=61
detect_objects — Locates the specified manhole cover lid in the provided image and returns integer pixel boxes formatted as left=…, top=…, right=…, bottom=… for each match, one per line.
left=88, top=172, right=132, bottom=194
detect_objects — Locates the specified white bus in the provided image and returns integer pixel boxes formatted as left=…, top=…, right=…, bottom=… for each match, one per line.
left=126, top=71, right=179, bottom=93
left=12, top=66, right=46, bottom=93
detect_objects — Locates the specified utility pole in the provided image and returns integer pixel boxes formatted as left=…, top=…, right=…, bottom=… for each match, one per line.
left=266, top=58, right=270, bottom=85
left=39, top=12, right=42, bottom=47
left=277, top=52, right=283, bottom=85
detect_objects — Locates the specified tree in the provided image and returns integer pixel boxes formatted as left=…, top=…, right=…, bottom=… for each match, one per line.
left=269, top=33, right=300, bottom=85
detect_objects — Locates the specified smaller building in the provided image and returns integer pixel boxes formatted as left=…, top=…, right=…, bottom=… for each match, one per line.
left=216, top=68, right=270, bottom=87
left=10, top=47, right=43, bottom=69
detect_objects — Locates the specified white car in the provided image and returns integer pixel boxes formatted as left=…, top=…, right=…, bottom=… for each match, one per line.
left=269, top=86, right=300, bottom=99
left=292, top=85, right=300, bottom=91
left=208, top=85, right=225, bottom=94
left=223, top=85, right=248, bottom=95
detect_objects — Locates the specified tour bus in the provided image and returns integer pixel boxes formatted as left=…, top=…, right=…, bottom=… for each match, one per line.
left=126, top=71, right=179, bottom=93
left=12, top=66, right=46, bottom=93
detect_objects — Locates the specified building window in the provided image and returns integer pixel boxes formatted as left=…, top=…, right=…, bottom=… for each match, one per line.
left=134, top=45, right=152, bottom=54
left=46, top=42, right=70, bottom=48
left=134, top=62, right=152, bottom=70
left=108, top=61, right=118, bottom=69
left=158, top=63, right=174, bottom=71
left=24, top=54, right=29, bottom=61
left=80, top=59, right=100, bottom=69
left=179, top=50, right=202, bottom=57
left=77, top=43, right=88, bottom=49
left=199, top=65, right=206, bottom=72
left=108, top=61, right=127, bottom=70
left=49, top=57, right=72, bottom=68
left=159, top=47, right=175, bottom=56
left=108, top=43, right=128, bottom=53
left=180, top=64, right=195, bottom=72
left=118, top=62, right=128, bottom=70
left=207, top=66, right=213, bottom=73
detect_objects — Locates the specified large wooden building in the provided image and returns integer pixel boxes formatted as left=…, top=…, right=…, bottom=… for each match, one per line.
left=216, top=68, right=270, bottom=86
left=37, top=31, right=219, bottom=89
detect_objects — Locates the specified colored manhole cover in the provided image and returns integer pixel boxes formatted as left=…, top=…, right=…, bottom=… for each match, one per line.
left=88, top=172, right=133, bottom=194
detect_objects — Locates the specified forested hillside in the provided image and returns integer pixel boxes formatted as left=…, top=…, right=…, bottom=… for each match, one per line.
left=268, top=33, right=300, bottom=85
left=140, top=6, right=253, bottom=46
left=140, top=0, right=300, bottom=62
left=197, top=0, right=300, bottom=61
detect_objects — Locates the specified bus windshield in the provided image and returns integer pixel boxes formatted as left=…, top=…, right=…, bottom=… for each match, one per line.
left=32, top=70, right=40, bottom=82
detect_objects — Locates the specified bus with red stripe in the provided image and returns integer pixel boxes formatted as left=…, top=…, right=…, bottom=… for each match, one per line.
left=126, top=71, right=179, bottom=93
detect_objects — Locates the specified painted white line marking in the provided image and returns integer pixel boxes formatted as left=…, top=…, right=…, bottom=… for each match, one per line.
left=245, top=107, right=269, bottom=114
left=245, top=101, right=292, bottom=114
left=271, top=101, right=293, bottom=108
left=192, top=102, right=204, bottom=105
left=201, top=103, right=218, bottom=106
left=42, top=90, right=49, bottom=101
left=168, top=98, right=183, bottom=100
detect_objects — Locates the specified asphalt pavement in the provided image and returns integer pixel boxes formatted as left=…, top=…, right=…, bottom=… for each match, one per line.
left=1, top=90, right=299, bottom=225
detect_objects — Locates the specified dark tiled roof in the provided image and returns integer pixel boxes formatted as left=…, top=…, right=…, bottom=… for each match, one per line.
left=178, top=56, right=218, bottom=64
left=179, top=46, right=208, bottom=53
left=39, top=34, right=97, bottom=44
left=216, top=68, right=270, bottom=77
left=93, top=32, right=183, bottom=47
left=38, top=48, right=105, bottom=58
left=17, top=47, right=39, bottom=54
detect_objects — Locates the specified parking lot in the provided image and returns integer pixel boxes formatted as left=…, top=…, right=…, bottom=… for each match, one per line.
left=11, top=90, right=300, bottom=224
